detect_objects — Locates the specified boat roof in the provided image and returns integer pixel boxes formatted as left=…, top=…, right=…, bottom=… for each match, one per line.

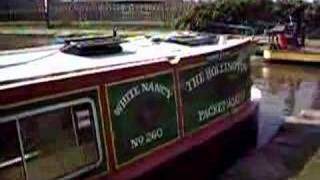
left=0, top=33, right=250, bottom=90
left=267, top=25, right=286, bottom=34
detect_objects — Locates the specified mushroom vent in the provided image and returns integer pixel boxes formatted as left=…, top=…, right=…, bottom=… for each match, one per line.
left=61, top=36, right=123, bottom=56
left=166, top=33, right=218, bottom=46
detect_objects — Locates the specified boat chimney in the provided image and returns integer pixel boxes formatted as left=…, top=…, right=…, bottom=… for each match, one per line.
left=218, top=35, right=227, bottom=45
left=113, top=26, right=118, bottom=38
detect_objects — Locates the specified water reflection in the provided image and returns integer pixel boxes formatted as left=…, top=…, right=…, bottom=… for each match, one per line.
left=251, top=61, right=320, bottom=146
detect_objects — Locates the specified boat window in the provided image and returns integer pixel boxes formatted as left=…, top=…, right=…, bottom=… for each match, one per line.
left=0, top=99, right=101, bottom=180
left=0, top=121, right=25, bottom=180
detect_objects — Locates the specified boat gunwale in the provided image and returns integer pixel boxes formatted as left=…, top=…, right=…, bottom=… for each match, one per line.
left=0, top=38, right=252, bottom=91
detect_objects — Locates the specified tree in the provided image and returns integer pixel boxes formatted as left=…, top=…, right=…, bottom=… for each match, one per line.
left=175, top=0, right=319, bottom=35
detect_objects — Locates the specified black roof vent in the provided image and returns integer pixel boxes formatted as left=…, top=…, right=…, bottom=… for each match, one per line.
left=61, top=36, right=123, bottom=56
left=166, top=33, right=218, bottom=46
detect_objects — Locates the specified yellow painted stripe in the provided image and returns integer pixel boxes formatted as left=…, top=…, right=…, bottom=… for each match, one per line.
left=264, top=49, right=320, bottom=63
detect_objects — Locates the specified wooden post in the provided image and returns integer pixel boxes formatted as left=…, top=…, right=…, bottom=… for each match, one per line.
left=44, top=0, right=50, bottom=28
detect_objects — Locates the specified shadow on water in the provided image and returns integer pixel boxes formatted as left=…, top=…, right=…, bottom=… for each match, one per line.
left=251, top=61, right=320, bottom=147
left=219, top=121, right=320, bottom=180
left=216, top=61, right=320, bottom=180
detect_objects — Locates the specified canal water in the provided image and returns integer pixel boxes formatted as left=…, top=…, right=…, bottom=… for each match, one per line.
left=251, top=61, right=320, bottom=147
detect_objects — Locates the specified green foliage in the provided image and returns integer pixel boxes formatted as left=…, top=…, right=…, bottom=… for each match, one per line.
left=176, top=0, right=320, bottom=33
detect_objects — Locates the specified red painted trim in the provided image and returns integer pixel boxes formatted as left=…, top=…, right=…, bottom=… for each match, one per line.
left=98, top=86, right=117, bottom=173
left=173, top=68, right=185, bottom=138
left=0, top=62, right=172, bottom=105
left=105, top=101, right=258, bottom=180
left=0, top=41, right=251, bottom=105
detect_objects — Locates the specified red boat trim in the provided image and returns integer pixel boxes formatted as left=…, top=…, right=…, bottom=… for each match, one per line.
left=0, top=61, right=172, bottom=105
left=97, top=86, right=113, bottom=174
left=0, top=86, right=99, bottom=109
left=174, top=68, right=185, bottom=138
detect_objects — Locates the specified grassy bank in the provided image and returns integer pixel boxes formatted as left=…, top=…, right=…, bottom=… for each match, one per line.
left=0, top=21, right=173, bottom=50
left=0, top=21, right=172, bottom=37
